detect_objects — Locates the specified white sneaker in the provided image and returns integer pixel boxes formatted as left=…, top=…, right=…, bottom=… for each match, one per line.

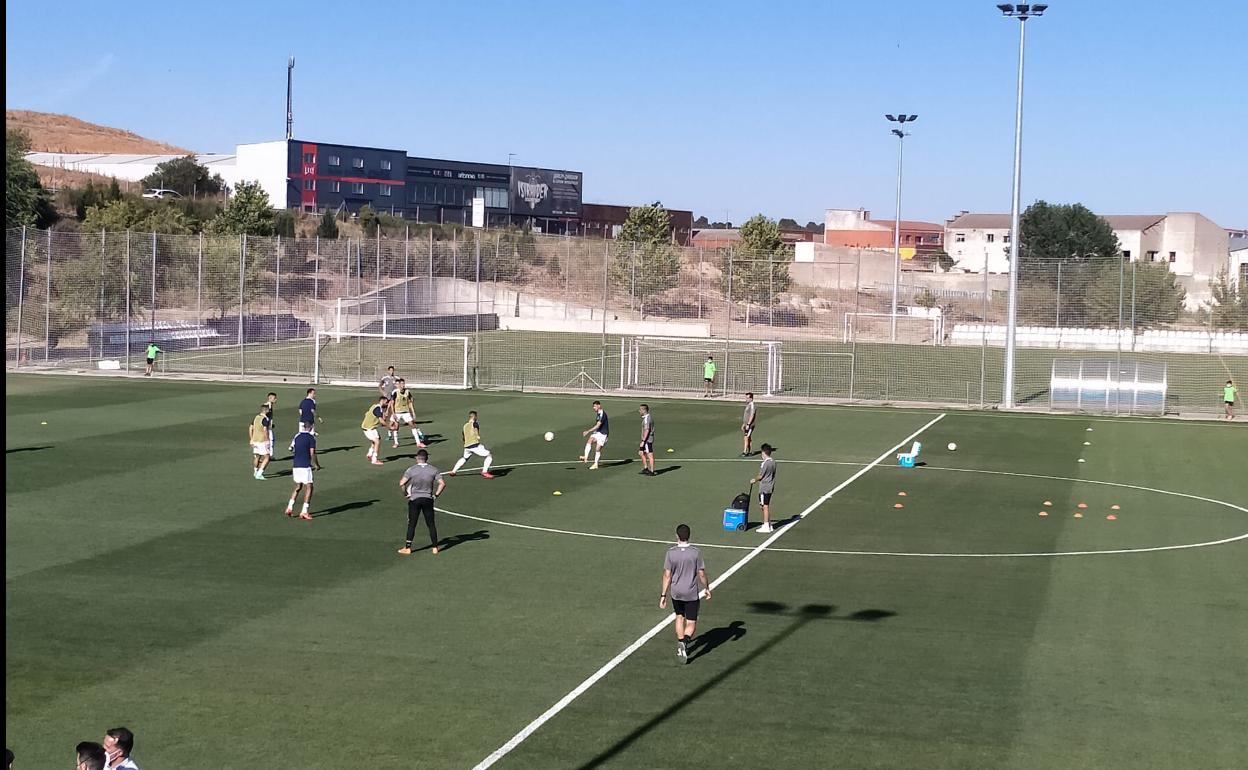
left=676, top=641, right=687, bottom=663
left=758, top=524, right=773, bottom=534
left=589, top=463, right=599, bottom=470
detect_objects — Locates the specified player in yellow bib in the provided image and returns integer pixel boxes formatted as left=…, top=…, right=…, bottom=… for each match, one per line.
left=390, top=379, right=426, bottom=448
left=247, top=404, right=271, bottom=479
left=361, top=396, right=389, bottom=465
left=449, top=410, right=494, bottom=479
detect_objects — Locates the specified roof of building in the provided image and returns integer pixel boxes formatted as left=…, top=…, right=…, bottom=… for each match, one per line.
left=864, top=219, right=945, bottom=231
left=1231, top=236, right=1248, bottom=253
left=946, top=212, right=1165, bottom=231
left=692, top=228, right=741, bottom=243
left=26, top=151, right=236, bottom=167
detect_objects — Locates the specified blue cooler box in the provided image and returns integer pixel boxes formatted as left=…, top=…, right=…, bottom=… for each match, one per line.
left=898, top=455, right=916, bottom=468
left=723, top=508, right=747, bottom=531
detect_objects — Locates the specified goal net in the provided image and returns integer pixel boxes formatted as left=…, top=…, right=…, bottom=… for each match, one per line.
left=622, top=336, right=782, bottom=395
left=842, top=312, right=943, bottom=345
left=314, top=332, right=470, bottom=389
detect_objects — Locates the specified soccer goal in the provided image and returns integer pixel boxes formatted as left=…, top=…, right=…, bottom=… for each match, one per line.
left=622, top=336, right=783, bottom=395
left=314, top=332, right=470, bottom=389
left=1049, top=359, right=1167, bottom=416
left=842, top=312, right=944, bottom=345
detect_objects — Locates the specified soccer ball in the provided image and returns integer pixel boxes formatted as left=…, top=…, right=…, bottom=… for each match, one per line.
left=947, top=442, right=958, bottom=451
left=544, top=431, right=555, bottom=442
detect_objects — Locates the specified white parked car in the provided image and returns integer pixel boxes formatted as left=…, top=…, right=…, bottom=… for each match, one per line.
left=141, top=188, right=183, bottom=200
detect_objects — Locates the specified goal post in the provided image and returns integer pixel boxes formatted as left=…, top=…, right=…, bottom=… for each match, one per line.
left=621, top=336, right=783, bottom=396
left=843, top=312, right=943, bottom=345
left=314, top=331, right=469, bottom=389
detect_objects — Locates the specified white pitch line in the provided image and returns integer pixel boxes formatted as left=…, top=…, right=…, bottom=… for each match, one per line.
left=471, top=412, right=946, bottom=769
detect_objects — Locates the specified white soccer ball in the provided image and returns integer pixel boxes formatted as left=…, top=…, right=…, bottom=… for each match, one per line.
left=947, top=442, right=958, bottom=451
left=544, top=431, right=555, bottom=442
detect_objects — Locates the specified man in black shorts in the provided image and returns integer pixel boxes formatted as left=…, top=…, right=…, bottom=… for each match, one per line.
left=660, top=523, right=711, bottom=664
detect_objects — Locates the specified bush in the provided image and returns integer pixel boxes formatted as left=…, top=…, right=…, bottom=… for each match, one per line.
left=769, top=306, right=810, bottom=327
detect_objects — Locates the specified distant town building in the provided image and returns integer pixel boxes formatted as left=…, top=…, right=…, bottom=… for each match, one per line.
left=579, top=203, right=693, bottom=245
left=823, top=208, right=944, bottom=252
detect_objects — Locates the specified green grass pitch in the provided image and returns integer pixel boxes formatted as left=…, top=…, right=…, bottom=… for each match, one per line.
left=5, top=373, right=1246, bottom=768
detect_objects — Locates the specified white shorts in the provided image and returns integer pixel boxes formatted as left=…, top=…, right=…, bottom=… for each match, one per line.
left=363, top=428, right=380, bottom=442
left=395, top=412, right=414, bottom=424
left=590, top=432, right=608, bottom=447
left=252, top=442, right=270, bottom=456
left=462, top=444, right=491, bottom=459
left=293, top=467, right=314, bottom=485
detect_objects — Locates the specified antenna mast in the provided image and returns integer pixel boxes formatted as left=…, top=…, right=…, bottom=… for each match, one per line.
left=285, top=57, right=295, bottom=140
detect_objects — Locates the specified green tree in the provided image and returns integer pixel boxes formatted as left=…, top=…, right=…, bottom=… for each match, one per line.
left=317, top=210, right=339, bottom=238
left=723, top=214, right=792, bottom=306
left=6, top=129, right=57, bottom=229
left=199, top=234, right=265, bottom=318
left=1018, top=201, right=1120, bottom=287
left=208, top=181, right=275, bottom=236
left=610, top=203, right=682, bottom=314
left=358, top=204, right=379, bottom=237
left=1208, top=269, right=1248, bottom=331
left=1083, top=261, right=1186, bottom=328
left=82, top=198, right=192, bottom=235
left=138, top=155, right=224, bottom=197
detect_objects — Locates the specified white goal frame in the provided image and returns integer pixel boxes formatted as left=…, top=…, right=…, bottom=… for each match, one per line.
left=313, top=331, right=470, bottom=389
left=621, top=336, right=783, bottom=395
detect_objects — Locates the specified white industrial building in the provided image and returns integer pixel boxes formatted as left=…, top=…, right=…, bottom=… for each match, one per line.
left=23, top=151, right=242, bottom=190
left=944, top=211, right=1232, bottom=309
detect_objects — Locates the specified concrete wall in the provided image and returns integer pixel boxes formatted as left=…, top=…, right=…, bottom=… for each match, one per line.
left=498, top=317, right=710, bottom=337
left=235, top=141, right=289, bottom=206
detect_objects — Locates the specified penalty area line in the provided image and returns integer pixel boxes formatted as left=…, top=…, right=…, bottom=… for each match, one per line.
left=471, top=412, right=947, bottom=769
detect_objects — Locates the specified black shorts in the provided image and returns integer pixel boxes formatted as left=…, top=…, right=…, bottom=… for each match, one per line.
left=704, top=377, right=714, bottom=383
left=759, top=491, right=773, bottom=506
left=640, top=439, right=653, bottom=453
left=1227, top=401, right=1235, bottom=406
left=146, top=357, right=155, bottom=365
left=671, top=598, right=700, bottom=621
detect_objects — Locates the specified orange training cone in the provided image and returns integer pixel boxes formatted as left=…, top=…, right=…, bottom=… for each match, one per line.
left=1107, top=514, right=1117, bottom=521
left=1074, top=512, right=1084, bottom=518
left=1077, top=503, right=1088, bottom=509
left=894, top=503, right=904, bottom=509
left=1038, top=511, right=1049, bottom=517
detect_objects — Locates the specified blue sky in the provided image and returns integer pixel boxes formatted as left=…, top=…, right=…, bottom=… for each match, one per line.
left=6, top=0, right=1246, bottom=227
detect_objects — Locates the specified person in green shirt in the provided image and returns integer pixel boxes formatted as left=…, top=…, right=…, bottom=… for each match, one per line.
left=1225, top=379, right=1238, bottom=421
left=703, top=355, right=717, bottom=398
left=144, top=342, right=161, bottom=376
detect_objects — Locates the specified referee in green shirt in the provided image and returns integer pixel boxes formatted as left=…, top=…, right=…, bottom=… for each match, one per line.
left=1225, top=379, right=1238, bottom=421
left=144, top=342, right=161, bottom=377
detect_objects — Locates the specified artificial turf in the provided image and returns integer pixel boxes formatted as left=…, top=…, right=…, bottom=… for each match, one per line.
left=5, top=373, right=1246, bottom=768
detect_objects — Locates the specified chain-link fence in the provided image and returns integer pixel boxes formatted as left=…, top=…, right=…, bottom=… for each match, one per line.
left=6, top=226, right=1245, bottom=415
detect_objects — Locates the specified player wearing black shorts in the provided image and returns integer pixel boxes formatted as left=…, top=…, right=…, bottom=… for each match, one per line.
left=638, top=403, right=656, bottom=476
left=660, top=524, right=711, bottom=664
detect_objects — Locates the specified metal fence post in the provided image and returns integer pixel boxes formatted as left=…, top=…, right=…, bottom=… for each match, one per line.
left=474, top=237, right=481, bottom=385
left=16, top=226, right=26, bottom=366
left=124, top=230, right=131, bottom=371
left=1055, top=261, right=1062, bottom=327
left=850, top=249, right=862, bottom=400
left=1129, top=260, right=1137, bottom=351
left=375, top=228, right=381, bottom=296
left=697, top=247, right=703, bottom=319
left=239, top=233, right=247, bottom=376
left=404, top=225, right=410, bottom=312
left=768, top=252, right=774, bottom=327
left=150, top=231, right=157, bottom=343
left=45, top=228, right=52, bottom=361
left=724, top=248, right=734, bottom=395
left=196, top=232, right=203, bottom=346
left=601, top=239, right=609, bottom=388
left=275, top=234, right=282, bottom=342
left=98, top=229, right=107, bottom=358
left=314, top=236, right=320, bottom=304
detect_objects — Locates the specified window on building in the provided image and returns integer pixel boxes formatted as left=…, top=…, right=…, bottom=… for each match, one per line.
left=351, top=182, right=364, bottom=194
left=330, top=181, right=341, bottom=193
left=986, top=233, right=995, bottom=243
left=380, top=184, right=392, bottom=197
left=1122, top=250, right=1131, bottom=260
left=328, top=155, right=341, bottom=166
left=904, top=234, right=912, bottom=243
left=353, top=157, right=364, bottom=169
left=302, top=179, right=315, bottom=191
left=955, top=233, right=966, bottom=243
left=1147, top=250, right=1158, bottom=262
left=1169, top=251, right=1176, bottom=263
left=302, top=152, right=315, bottom=164
left=1240, top=263, right=1248, bottom=284
left=381, top=159, right=392, bottom=171
left=1003, top=233, right=1011, bottom=243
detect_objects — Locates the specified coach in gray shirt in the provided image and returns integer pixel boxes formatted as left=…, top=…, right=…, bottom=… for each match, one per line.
left=398, top=449, right=446, bottom=556
left=660, top=524, right=711, bottom=664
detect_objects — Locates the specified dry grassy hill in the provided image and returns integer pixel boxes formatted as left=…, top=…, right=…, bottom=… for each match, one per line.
left=6, top=110, right=191, bottom=154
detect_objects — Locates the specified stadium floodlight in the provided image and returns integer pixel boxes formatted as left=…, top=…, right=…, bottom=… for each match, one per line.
left=999, top=2, right=1047, bottom=408
left=884, top=113, right=917, bottom=341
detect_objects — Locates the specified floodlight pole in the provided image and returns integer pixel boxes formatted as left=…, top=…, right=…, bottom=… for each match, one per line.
left=1001, top=4, right=1045, bottom=409
left=885, top=114, right=915, bottom=341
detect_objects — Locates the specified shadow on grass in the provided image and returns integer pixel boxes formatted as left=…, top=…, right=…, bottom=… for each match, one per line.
left=6, top=445, right=52, bottom=454
left=319, top=445, right=359, bottom=455
left=437, top=529, right=490, bottom=552
left=577, top=604, right=850, bottom=769
left=650, top=465, right=682, bottom=476
left=311, top=499, right=380, bottom=518
left=268, top=469, right=292, bottom=478
left=687, top=620, right=746, bottom=662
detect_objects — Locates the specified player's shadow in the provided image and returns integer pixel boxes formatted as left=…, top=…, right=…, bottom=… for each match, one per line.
left=650, top=465, right=682, bottom=476
left=575, top=604, right=835, bottom=770
left=6, top=445, right=52, bottom=453
left=687, top=620, right=746, bottom=662
left=485, top=467, right=514, bottom=477
left=319, top=445, right=359, bottom=455
left=436, top=529, right=490, bottom=552
left=269, top=469, right=292, bottom=478
left=421, top=433, right=445, bottom=444
left=747, top=601, right=896, bottom=624
left=602, top=458, right=633, bottom=468
left=311, top=499, right=379, bottom=518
